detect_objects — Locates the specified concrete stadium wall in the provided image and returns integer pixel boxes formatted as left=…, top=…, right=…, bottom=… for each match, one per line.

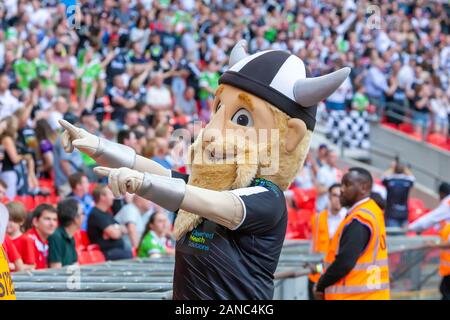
left=370, top=124, right=450, bottom=195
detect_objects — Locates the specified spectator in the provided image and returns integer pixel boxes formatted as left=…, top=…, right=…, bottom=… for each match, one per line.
left=291, top=152, right=317, bottom=190
left=137, top=211, right=174, bottom=258
left=352, top=83, right=370, bottom=112
left=151, top=137, right=172, bottom=170
left=198, top=61, right=220, bottom=120
left=48, top=198, right=82, bottom=268
left=316, top=144, right=329, bottom=168
left=115, top=195, right=153, bottom=251
left=87, top=185, right=132, bottom=261
left=316, top=150, right=341, bottom=213
left=53, top=119, right=85, bottom=196
left=2, top=234, right=26, bottom=272
left=117, top=129, right=139, bottom=153
left=0, top=179, right=7, bottom=202
left=47, top=96, right=70, bottom=131
left=382, top=160, right=415, bottom=228
left=409, top=84, right=432, bottom=136
left=430, top=88, right=449, bottom=136
left=0, top=73, right=21, bottom=120
left=364, top=58, right=388, bottom=117
left=308, top=183, right=346, bottom=300
left=0, top=115, right=35, bottom=199
left=175, top=86, right=198, bottom=119
left=25, top=204, right=58, bottom=269
left=108, top=74, right=136, bottom=123
left=145, top=71, right=173, bottom=113
left=385, top=61, right=408, bottom=125
left=68, top=172, right=94, bottom=231
left=34, top=119, right=56, bottom=179
left=6, top=201, right=35, bottom=270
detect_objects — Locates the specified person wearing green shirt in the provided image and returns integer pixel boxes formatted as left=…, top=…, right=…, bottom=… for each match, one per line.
left=48, top=198, right=83, bottom=268
left=13, top=48, right=47, bottom=90
left=137, top=212, right=171, bottom=258
left=352, top=85, right=370, bottom=112
left=77, top=48, right=103, bottom=97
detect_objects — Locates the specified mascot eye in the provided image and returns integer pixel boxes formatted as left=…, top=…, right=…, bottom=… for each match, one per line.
left=216, top=102, right=223, bottom=112
left=231, top=108, right=254, bottom=127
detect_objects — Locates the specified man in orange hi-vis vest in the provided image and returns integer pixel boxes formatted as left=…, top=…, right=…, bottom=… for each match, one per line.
left=0, top=203, right=16, bottom=300
left=308, top=183, right=346, bottom=300
left=313, top=167, right=390, bottom=300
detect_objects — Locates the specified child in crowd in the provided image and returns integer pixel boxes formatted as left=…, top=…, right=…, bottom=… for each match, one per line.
left=6, top=202, right=36, bottom=270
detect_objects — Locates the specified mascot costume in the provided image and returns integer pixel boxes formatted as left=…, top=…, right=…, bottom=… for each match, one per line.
left=60, top=40, right=350, bottom=299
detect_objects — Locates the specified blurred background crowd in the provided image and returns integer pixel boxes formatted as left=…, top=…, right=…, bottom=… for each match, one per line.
left=0, top=0, right=448, bottom=270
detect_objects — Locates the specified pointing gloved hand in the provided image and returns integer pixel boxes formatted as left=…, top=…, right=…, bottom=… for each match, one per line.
left=94, top=166, right=144, bottom=197
left=59, top=119, right=137, bottom=169
left=59, top=119, right=99, bottom=156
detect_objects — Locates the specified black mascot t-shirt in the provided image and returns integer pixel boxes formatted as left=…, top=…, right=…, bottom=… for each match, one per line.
left=171, top=171, right=287, bottom=300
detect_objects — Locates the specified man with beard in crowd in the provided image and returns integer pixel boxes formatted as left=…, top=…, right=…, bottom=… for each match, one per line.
left=59, top=41, right=350, bottom=299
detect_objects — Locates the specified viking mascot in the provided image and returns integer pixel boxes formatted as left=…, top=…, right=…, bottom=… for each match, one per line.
left=60, top=41, right=350, bottom=299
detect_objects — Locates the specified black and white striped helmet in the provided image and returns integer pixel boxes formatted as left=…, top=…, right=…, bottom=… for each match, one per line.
left=219, top=40, right=350, bottom=131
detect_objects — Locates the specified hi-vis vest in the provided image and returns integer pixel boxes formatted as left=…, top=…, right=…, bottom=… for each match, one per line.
left=309, top=209, right=330, bottom=283
left=0, top=246, right=16, bottom=300
left=323, top=199, right=390, bottom=300
left=440, top=223, right=450, bottom=277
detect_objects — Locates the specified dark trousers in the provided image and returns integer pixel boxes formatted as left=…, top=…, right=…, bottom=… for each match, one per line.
left=440, top=275, right=450, bottom=300
left=104, top=247, right=133, bottom=261
left=308, top=279, right=316, bottom=300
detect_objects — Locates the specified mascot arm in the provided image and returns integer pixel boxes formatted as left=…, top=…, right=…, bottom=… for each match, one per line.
left=94, top=167, right=244, bottom=230
left=59, top=120, right=170, bottom=177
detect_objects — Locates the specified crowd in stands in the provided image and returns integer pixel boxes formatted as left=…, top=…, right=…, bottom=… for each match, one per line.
left=0, top=0, right=449, bottom=269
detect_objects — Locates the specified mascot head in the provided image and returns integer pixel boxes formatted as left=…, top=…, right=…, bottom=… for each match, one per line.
left=174, top=40, right=350, bottom=239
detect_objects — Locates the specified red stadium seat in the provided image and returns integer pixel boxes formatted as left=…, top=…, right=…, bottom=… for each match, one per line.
left=74, top=230, right=91, bottom=249
left=427, top=133, right=448, bottom=150
left=77, top=248, right=92, bottom=265
left=408, top=198, right=425, bottom=223
left=381, top=122, right=398, bottom=130
left=87, top=245, right=106, bottom=264
left=398, top=123, right=414, bottom=134
left=14, top=195, right=36, bottom=211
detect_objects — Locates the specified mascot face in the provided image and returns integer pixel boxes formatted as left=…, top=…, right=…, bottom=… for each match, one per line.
left=173, top=41, right=350, bottom=239
left=188, top=84, right=309, bottom=192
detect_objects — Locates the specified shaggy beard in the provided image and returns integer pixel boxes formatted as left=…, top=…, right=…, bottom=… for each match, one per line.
left=172, top=137, right=261, bottom=240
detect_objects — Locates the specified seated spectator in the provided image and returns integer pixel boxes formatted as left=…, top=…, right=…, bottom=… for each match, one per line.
left=0, top=72, right=22, bottom=120
left=382, top=160, right=415, bottom=228
left=87, top=185, right=132, bottom=261
left=117, top=129, right=140, bottom=153
left=6, top=202, right=35, bottom=270
left=109, top=74, right=137, bottom=123
left=53, top=121, right=85, bottom=197
left=68, top=172, right=94, bottom=231
left=25, top=204, right=58, bottom=269
left=115, top=195, right=153, bottom=251
left=145, top=71, right=173, bottom=113
left=150, top=137, right=172, bottom=169
left=175, top=86, right=198, bottom=118
left=138, top=212, right=174, bottom=258
left=2, top=234, right=26, bottom=272
left=48, top=198, right=82, bottom=268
